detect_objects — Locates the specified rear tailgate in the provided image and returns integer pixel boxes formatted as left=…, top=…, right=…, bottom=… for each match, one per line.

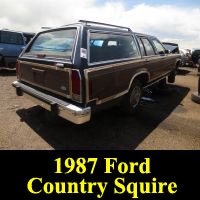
left=19, top=61, right=71, bottom=98
left=18, top=28, right=78, bottom=98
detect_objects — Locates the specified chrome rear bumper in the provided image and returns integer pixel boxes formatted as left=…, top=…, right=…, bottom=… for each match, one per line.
left=12, top=81, right=91, bottom=124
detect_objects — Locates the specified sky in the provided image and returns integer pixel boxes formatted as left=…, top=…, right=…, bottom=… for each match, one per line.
left=0, top=0, right=200, bottom=49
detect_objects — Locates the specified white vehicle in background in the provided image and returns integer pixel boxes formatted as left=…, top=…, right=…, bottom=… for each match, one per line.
left=191, top=48, right=200, bottom=69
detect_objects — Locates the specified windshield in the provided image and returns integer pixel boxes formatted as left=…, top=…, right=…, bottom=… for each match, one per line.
left=28, top=28, right=77, bottom=59
left=163, top=44, right=179, bottom=53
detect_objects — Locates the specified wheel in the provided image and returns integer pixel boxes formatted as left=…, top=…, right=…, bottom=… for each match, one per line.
left=122, top=79, right=142, bottom=114
left=168, top=70, right=176, bottom=83
left=191, top=92, right=200, bottom=104
left=158, top=78, right=167, bottom=89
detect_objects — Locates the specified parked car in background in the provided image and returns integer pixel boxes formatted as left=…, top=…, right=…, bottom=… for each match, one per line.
left=191, top=48, right=200, bottom=66
left=179, top=48, right=194, bottom=67
left=0, top=29, right=35, bottom=68
left=162, top=42, right=181, bottom=70
left=12, top=20, right=181, bottom=124
left=23, top=32, right=35, bottom=45
left=162, top=42, right=180, bottom=54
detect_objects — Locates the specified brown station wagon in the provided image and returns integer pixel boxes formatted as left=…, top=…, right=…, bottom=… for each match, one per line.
left=12, top=20, right=181, bottom=124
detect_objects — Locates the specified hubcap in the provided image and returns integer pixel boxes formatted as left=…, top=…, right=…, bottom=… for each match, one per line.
left=130, top=86, right=141, bottom=108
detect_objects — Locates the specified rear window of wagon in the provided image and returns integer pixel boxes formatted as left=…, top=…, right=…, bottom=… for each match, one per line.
left=26, top=28, right=77, bottom=59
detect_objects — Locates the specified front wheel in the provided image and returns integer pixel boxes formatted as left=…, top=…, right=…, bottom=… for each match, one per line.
left=122, top=80, right=142, bottom=114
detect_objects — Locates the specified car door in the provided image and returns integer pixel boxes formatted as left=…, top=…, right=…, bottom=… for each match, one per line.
left=138, top=36, right=163, bottom=80
left=151, top=38, right=175, bottom=75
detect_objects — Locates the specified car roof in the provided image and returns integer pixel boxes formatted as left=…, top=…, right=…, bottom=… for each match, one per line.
left=40, top=23, right=156, bottom=39
left=134, top=32, right=156, bottom=38
left=39, top=20, right=157, bottom=39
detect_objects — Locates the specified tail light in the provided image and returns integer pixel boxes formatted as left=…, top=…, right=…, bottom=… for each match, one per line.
left=16, top=61, right=21, bottom=79
left=71, top=69, right=81, bottom=102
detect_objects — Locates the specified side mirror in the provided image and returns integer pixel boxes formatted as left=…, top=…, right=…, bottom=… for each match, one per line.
left=158, top=51, right=165, bottom=55
left=165, top=49, right=170, bottom=54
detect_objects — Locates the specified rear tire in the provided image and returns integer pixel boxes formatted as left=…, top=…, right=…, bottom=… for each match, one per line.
left=122, top=80, right=142, bottom=114
left=168, top=70, right=176, bottom=83
left=158, top=78, right=167, bottom=89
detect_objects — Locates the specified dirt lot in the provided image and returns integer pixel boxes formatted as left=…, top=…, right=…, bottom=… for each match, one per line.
left=0, top=67, right=199, bottom=150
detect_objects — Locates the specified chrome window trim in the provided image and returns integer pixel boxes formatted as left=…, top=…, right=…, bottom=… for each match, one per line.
left=72, top=26, right=81, bottom=64
left=87, top=29, right=141, bottom=66
left=88, top=57, right=141, bottom=66
left=141, top=55, right=164, bottom=59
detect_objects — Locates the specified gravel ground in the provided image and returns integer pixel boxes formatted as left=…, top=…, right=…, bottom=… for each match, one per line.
left=0, top=67, right=199, bottom=150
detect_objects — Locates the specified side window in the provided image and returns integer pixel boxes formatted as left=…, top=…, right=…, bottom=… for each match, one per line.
left=1, top=31, right=24, bottom=45
left=136, top=37, right=146, bottom=56
left=152, top=39, right=165, bottom=54
left=89, top=32, right=139, bottom=63
left=141, top=38, right=155, bottom=56
left=107, top=40, right=117, bottom=46
left=90, top=40, right=104, bottom=47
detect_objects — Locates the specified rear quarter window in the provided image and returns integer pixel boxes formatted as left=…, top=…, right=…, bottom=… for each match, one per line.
left=89, top=32, right=139, bottom=63
left=27, top=28, right=77, bottom=59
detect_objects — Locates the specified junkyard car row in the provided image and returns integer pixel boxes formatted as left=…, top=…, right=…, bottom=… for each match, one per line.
left=12, top=20, right=181, bottom=124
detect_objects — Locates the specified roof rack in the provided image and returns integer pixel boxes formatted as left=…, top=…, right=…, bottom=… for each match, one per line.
left=79, top=20, right=132, bottom=32
left=61, top=23, right=82, bottom=27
